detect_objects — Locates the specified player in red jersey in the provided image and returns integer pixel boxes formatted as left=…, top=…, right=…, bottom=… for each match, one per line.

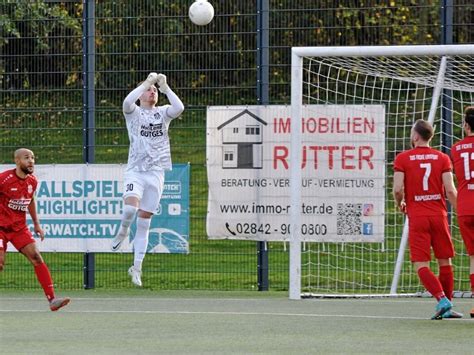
left=0, top=148, right=70, bottom=311
left=451, top=106, right=474, bottom=318
left=393, top=119, right=460, bottom=319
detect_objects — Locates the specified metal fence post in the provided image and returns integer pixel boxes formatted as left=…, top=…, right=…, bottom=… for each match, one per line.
left=441, top=0, right=453, bottom=154
left=256, top=0, right=269, bottom=291
left=82, top=0, right=96, bottom=289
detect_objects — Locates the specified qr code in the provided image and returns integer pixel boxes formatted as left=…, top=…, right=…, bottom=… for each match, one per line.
left=337, top=203, right=362, bottom=235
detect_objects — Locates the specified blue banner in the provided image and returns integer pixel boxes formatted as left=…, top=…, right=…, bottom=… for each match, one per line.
left=0, top=164, right=190, bottom=253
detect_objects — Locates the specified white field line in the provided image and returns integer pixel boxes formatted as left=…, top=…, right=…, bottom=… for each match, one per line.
left=0, top=308, right=473, bottom=322
left=0, top=297, right=471, bottom=304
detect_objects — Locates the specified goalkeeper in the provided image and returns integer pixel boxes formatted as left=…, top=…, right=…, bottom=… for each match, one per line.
left=111, top=73, right=184, bottom=287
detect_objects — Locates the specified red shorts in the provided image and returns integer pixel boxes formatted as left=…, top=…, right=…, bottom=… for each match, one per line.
left=408, top=216, right=454, bottom=262
left=0, top=226, right=35, bottom=252
left=458, top=215, right=474, bottom=255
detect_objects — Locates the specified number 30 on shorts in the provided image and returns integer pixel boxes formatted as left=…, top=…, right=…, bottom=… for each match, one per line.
left=126, top=183, right=134, bottom=192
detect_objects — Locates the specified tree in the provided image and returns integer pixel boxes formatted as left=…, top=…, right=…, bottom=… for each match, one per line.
left=0, top=1, right=81, bottom=90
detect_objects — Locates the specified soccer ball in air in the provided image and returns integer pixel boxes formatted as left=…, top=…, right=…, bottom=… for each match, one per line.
left=189, top=0, right=214, bottom=26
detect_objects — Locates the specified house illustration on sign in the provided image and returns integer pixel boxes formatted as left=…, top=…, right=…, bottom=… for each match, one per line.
left=217, top=109, right=268, bottom=169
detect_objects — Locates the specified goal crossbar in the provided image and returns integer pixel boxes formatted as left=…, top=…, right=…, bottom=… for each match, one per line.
left=292, top=44, right=474, bottom=58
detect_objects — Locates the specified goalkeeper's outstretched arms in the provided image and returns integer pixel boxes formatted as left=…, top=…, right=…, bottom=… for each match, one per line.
left=157, top=73, right=185, bottom=119
left=122, top=72, right=159, bottom=114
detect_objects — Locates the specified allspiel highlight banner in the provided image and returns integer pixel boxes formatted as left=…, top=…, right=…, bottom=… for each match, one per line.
left=1, top=164, right=189, bottom=253
left=206, top=105, right=385, bottom=242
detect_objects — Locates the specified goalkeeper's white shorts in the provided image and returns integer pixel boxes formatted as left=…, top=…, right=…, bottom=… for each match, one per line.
left=122, top=169, right=165, bottom=214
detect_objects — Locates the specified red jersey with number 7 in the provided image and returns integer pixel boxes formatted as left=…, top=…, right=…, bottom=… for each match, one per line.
left=0, top=169, right=38, bottom=231
left=393, top=146, right=452, bottom=218
left=451, top=136, right=474, bottom=216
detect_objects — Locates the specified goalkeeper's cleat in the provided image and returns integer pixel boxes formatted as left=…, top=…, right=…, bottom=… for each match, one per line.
left=441, top=310, right=463, bottom=319
left=431, top=297, right=453, bottom=320
left=111, top=229, right=128, bottom=251
left=128, top=266, right=142, bottom=287
left=49, top=297, right=70, bottom=312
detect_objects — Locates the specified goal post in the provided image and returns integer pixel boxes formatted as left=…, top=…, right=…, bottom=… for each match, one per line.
left=289, top=50, right=303, bottom=300
left=290, top=44, right=474, bottom=299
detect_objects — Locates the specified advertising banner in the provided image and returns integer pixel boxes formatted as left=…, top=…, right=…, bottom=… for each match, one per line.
left=0, top=164, right=189, bottom=253
left=206, top=105, right=385, bottom=242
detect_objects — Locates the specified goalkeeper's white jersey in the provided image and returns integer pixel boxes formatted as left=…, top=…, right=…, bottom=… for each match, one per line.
left=124, top=104, right=173, bottom=172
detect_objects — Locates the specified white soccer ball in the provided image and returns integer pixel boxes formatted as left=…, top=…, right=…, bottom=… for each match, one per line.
left=189, top=0, right=214, bottom=26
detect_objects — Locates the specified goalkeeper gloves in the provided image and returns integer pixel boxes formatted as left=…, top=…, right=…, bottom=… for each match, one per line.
left=145, top=72, right=159, bottom=85
left=156, top=73, right=170, bottom=94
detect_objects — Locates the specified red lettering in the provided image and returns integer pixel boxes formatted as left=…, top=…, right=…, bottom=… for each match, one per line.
left=273, top=146, right=288, bottom=169
left=273, top=145, right=375, bottom=171
left=341, top=146, right=356, bottom=169
left=302, top=146, right=306, bottom=169
left=308, top=146, right=321, bottom=169
left=352, top=117, right=362, bottom=133
left=336, top=118, right=345, bottom=133
left=274, top=118, right=291, bottom=134
left=358, top=146, right=374, bottom=169
left=304, top=117, right=316, bottom=133
left=324, top=146, right=340, bottom=170
left=364, top=117, right=375, bottom=133
left=319, top=117, right=329, bottom=133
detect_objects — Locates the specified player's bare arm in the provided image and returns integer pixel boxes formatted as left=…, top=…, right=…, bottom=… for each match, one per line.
left=392, top=171, right=406, bottom=214
left=442, top=171, right=457, bottom=210
left=28, top=196, right=44, bottom=241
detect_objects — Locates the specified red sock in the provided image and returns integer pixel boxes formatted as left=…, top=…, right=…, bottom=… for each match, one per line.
left=470, top=274, right=474, bottom=293
left=34, top=262, right=55, bottom=302
left=438, top=265, right=454, bottom=300
left=417, top=267, right=445, bottom=300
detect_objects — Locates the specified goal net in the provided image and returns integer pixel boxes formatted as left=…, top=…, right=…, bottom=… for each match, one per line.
left=290, top=45, right=474, bottom=299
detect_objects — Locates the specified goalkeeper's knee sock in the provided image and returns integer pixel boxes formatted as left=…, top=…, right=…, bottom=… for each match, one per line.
left=133, top=217, right=151, bottom=270
left=118, top=205, right=138, bottom=236
left=34, top=262, right=55, bottom=302
left=438, top=265, right=454, bottom=300
left=417, top=267, right=445, bottom=301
